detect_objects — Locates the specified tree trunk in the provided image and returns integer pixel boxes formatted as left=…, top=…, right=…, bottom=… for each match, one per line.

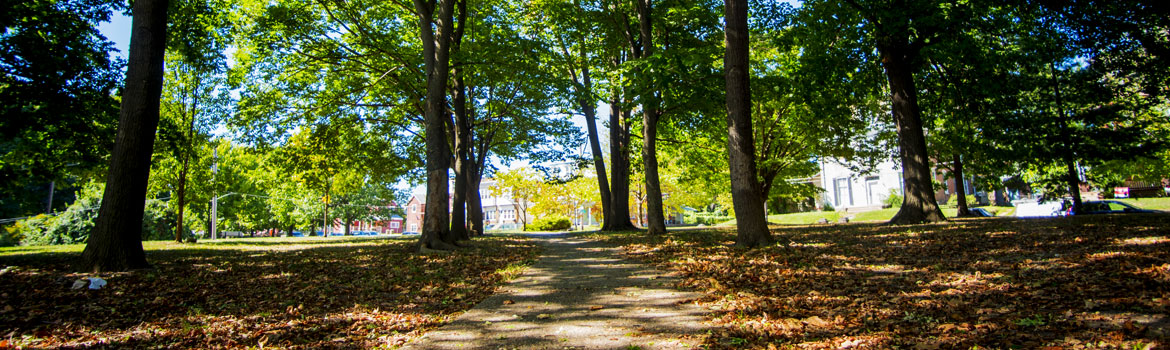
left=635, top=0, right=666, bottom=235
left=1050, top=62, right=1082, bottom=215
left=449, top=68, right=470, bottom=241
left=323, top=183, right=330, bottom=237
left=79, top=0, right=169, bottom=272
left=1064, top=156, right=1082, bottom=214
left=174, top=155, right=189, bottom=242
left=448, top=0, right=471, bottom=242
left=415, top=0, right=458, bottom=251
left=577, top=64, right=614, bottom=231
left=952, top=153, right=972, bottom=217
left=881, top=43, right=946, bottom=225
left=723, top=0, right=771, bottom=248
left=606, top=94, right=638, bottom=231
left=344, top=218, right=352, bottom=236
left=467, top=169, right=484, bottom=236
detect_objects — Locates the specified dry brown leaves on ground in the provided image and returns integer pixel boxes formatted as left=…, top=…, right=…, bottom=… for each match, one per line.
left=594, top=215, right=1170, bottom=349
left=0, top=236, right=538, bottom=349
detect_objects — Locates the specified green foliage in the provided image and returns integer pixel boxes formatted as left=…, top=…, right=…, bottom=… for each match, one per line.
left=3, top=182, right=185, bottom=246
left=884, top=189, right=904, bottom=209
left=526, top=216, right=571, bottom=231
left=0, top=0, right=122, bottom=219
left=689, top=213, right=733, bottom=225
left=945, top=194, right=977, bottom=208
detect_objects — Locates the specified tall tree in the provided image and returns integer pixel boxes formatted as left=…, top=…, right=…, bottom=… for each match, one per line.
left=722, top=0, right=770, bottom=247
left=415, top=0, right=459, bottom=251
left=631, top=0, right=667, bottom=235
left=80, top=0, right=170, bottom=272
left=0, top=0, right=122, bottom=219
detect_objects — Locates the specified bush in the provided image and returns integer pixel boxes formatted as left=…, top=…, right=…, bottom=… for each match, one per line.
left=4, top=182, right=185, bottom=246
left=822, top=201, right=835, bottom=212
left=884, top=189, right=903, bottom=208
left=527, top=216, right=571, bottom=231
left=945, top=194, right=977, bottom=208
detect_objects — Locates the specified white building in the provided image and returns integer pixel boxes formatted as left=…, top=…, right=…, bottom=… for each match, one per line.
left=819, top=158, right=904, bottom=211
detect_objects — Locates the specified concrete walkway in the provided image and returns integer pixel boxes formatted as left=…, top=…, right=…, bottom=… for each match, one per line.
left=400, top=234, right=709, bottom=349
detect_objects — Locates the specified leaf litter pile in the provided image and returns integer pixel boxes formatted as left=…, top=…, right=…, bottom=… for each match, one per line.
left=596, top=215, right=1169, bottom=349
left=0, top=236, right=538, bottom=349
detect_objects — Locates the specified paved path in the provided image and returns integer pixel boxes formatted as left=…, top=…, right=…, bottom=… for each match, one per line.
left=401, top=234, right=709, bottom=349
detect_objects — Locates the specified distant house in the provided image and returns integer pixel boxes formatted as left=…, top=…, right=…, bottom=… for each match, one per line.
left=404, top=196, right=426, bottom=233
left=404, top=180, right=528, bottom=232
left=817, top=158, right=979, bottom=212
left=325, top=204, right=404, bottom=235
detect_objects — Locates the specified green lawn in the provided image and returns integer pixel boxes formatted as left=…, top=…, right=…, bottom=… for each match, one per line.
left=713, top=205, right=1019, bottom=226
left=0, top=234, right=402, bottom=257
left=1117, top=197, right=1170, bottom=211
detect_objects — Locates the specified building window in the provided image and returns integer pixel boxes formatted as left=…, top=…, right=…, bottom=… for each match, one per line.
left=834, top=177, right=853, bottom=207
left=410, top=205, right=417, bottom=213
left=409, top=224, right=418, bottom=232
left=390, top=222, right=400, bottom=229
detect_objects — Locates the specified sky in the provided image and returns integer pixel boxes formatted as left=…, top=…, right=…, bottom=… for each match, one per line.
left=96, top=13, right=132, bottom=61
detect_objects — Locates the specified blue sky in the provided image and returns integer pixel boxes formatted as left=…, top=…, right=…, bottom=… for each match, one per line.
left=96, top=13, right=132, bottom=61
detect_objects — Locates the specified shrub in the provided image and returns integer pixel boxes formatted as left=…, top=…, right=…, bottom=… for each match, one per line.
left=884, top=189, right=903, bottom=208
left=527, top=216, right=571, bottom=231
left=945, top=194, right=977, bottom=208
left=4, top=182, right=184, bottom=246
left=822, top=201, right=835, bottom=212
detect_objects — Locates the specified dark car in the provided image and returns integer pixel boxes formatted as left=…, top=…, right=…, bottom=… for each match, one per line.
left=969, top=207, right=994, bottom=217
left=1076, top=200, right=1160, bottom=215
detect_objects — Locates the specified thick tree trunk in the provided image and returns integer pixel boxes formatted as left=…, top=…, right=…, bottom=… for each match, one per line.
left=577, top=64, right=614, bottom=231
left=635, top=0, right=666, bottom=235
left=881, top=44, right=946, bottom=225
left=952, top=153, right=972, bottom=217
left=467, top=170, right=484, bottom=236
left=344, top=219, right=352, bottom=236
left=469, top=145, right=490, bottom=236
left=448, top=0, right=471, bottom=242
left=80, top=0, right=169, bottom=272
left=723, top=0, right=771, bottom=248
left=1065, top=157, right=1082, bottom=214
left=449, top=69, right=471, bottom=241
left=415, top=0, right=458, bottom=251
left=606, top=98, right=638, bottom=231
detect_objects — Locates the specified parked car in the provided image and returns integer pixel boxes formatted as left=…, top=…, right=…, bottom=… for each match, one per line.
left=402, top=231, right=420, bottom=235
left=288, top=231, right=304, bottom=237
left=969, top=208, right=994, bottom=217
left=1075, top=200, right=1161, bottom=215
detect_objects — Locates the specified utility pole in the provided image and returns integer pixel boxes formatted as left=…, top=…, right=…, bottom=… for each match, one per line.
left=45, top=181, right=55, bottom=213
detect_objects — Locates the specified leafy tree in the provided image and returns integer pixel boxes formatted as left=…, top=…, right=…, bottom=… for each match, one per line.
left=0, top=0, right=123, bottom=219
left=489, top=168, right=541, bottom=230
left=81, top=0, right=171, bottom=272
left=721, top=0, right=771, bottom=247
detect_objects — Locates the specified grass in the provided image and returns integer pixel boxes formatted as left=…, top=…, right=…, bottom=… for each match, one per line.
left=1117, top=197, right=1170, bottom=211
left=0, top=235, right=539, bottom=349
left=0, top=235, right=403, bottom=256
left=715, top=205, right=1020, bottom=226
left=595, top=214, right=1170, bottom=349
